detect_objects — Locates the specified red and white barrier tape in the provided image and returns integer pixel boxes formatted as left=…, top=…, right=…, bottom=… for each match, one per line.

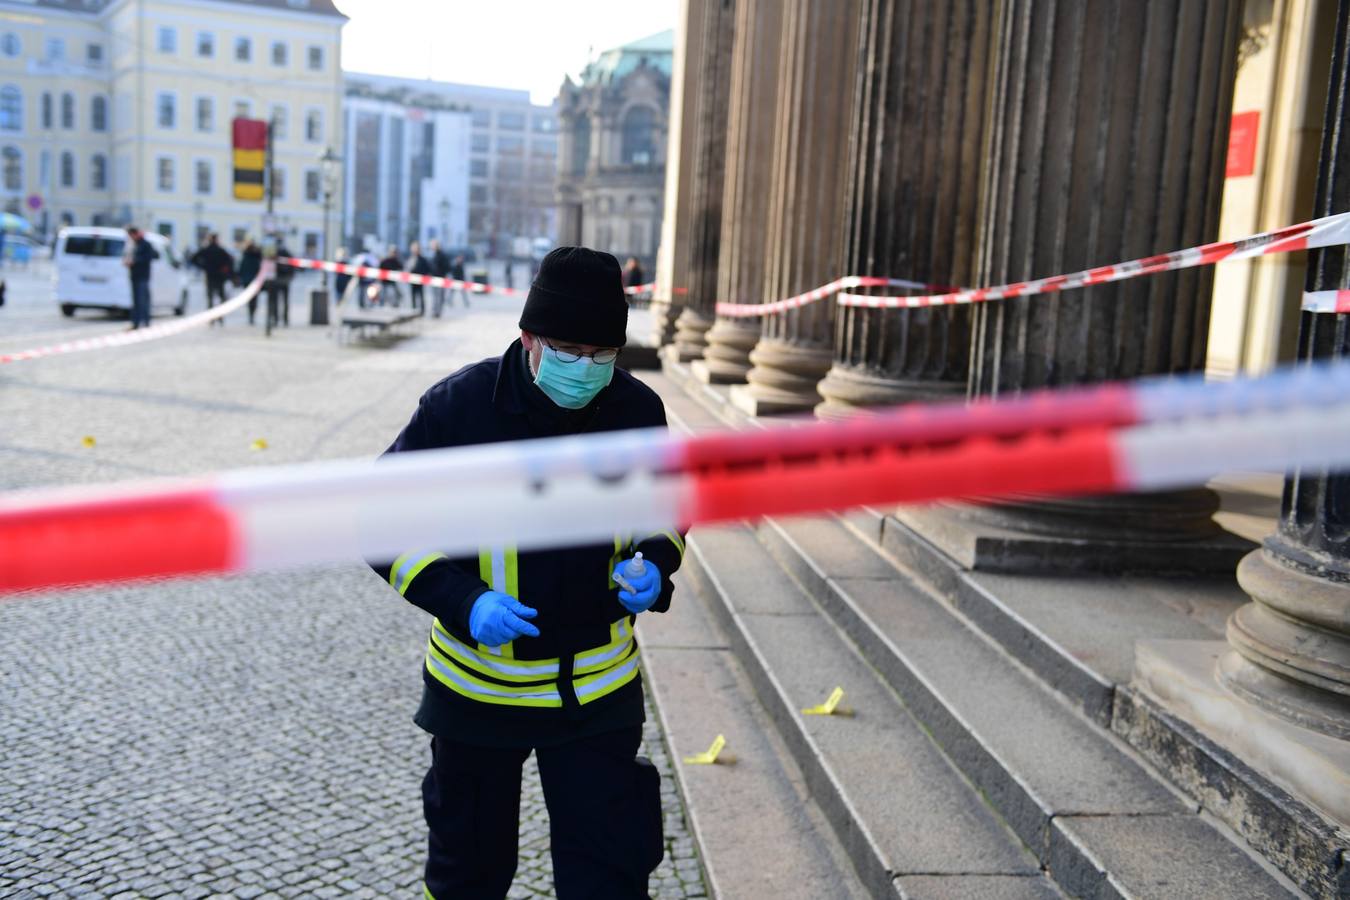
left=715, top=277, right=957, bottom=318
left=3, top=359, right=1350, bottom=596
left=1302, top=289, right=1350, bottom=314
left=835, top=212, right=1350, bottom=312
left=282, top=259, right=655, bottom=299
left=0, top=267, right=270, bottom=365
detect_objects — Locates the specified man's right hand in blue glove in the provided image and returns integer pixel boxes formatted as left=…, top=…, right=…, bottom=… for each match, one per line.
left=468, top=591, right=540, bottom=647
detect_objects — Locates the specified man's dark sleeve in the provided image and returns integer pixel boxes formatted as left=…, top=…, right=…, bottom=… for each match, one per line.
left=368, top=391, right=490, bottom=633
left=628, top=391, right=686, bottom=614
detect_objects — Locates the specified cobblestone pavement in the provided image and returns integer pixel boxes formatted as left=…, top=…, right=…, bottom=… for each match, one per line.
left=0, top=278, right=705, bottom=899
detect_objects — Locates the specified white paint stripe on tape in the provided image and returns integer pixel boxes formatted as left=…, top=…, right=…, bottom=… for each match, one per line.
left=1302, top=289, right=1350, bottom=313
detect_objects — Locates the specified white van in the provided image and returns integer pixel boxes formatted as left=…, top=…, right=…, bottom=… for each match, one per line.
left=54, top=226, right=188, bottom=318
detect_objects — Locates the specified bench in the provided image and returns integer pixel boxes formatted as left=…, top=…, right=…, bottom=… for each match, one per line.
left=337, top=305, right=423, bottom=343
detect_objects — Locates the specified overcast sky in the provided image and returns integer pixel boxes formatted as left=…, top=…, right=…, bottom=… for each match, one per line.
left=336, top=0, right=680, bottom=106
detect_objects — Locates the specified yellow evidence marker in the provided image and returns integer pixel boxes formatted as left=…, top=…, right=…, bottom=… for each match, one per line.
left=250, top=438, right=269, bottom=451
left=81, top=436, right=96, bottom=448
left=801, top=686, right=853, bottom=717
left=683, top=734, right=735, bottom=765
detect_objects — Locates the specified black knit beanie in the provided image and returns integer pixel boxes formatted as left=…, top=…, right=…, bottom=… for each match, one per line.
left=519, top=246, right=628, bottom=348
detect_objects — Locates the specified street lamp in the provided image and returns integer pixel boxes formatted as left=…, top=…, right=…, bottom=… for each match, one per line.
left=438, top=196, right=450, bottom=244
left=318, top=146, right=342, bottom=292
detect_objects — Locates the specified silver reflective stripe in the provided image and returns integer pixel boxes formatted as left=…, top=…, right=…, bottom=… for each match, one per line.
left=575, top=621, right=633, bottom=670
left=392, top=553, right=428, bottom=593
left=576, top=653, right=641, bottom=702
left=433, top=622, right=560, bottom=677
left=490, top=548, right=506, bottom=592
left=425, top=654, right=562, bottom=702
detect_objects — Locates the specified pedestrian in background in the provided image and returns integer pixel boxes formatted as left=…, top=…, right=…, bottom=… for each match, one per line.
left=270, top=240, right=294, bottom=326
left=622, top=256, right=645, bottom=291
left=378, top=245, right=403, bottom=307
left=357, top=247, right=379, bottom=308
left=429, top=239, right=450, bottom=317
left=407, top=241, right=430, bottom=315
left=449, top=253, right=469, bottom=308
left=237, top=238, right=263, bottom=325
left=123, top=226, right=158, bottom=330
left=333, top=246, right=352, bottom=304
left=191, top=233, right=235, bottom=326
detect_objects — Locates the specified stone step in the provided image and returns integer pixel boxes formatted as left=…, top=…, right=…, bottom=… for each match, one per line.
left=638, top=566, right=872, bottom=900
left=685, top=526, right=1063, bottom=899
left=751, top=514, right=1300, bottom=899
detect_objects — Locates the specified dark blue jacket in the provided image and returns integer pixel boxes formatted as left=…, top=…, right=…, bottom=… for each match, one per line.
left=129, top=237, right=158, bottom=281
left=370, top=339, right=685, bottom=747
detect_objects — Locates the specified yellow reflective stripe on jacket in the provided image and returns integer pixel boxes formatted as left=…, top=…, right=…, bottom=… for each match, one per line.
left=477, top=545, right=520, bottom=659
left=390, top=551, right=447, bottom=596
left=431, top=619, right=560, bottom=683
left=423, top=884, right=436, bottom=900
left=574, top=619, right=635, bottom=676
left=424, top=649, right=563, bottom=707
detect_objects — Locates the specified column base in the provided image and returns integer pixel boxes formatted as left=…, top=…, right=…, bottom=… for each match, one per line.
left=1131, top=639, right=1350, bottom=825
left=672, top=306, right=713, bottom=362
left=815, top=363, right=966, bottom=418
left=1222, top=548, right=1350, bottom=740
left=733, top=338, right=832, bottom=416
left=649, top=299, right=684, bottom=347
left=895, top=494, right=1256, bottom=575
left=692, top=318, right=760, bottom=384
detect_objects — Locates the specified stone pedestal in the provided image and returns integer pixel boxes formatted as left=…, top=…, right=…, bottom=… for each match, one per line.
left=672, top=306, right=714, bottom=363
left=693, top=318, right=760, bottom=384
left=734, top=0, right=862, bottom=415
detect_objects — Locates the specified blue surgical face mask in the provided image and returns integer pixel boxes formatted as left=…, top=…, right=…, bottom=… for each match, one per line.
left=533, top=344, right=615, bottom=409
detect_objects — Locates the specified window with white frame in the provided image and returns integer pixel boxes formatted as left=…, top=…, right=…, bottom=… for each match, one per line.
left=40, top=93, right=51, bottom=130
left=195, top=159, right=211, bottom=195
left=270, top=165, right=285, bottom=200
left=0, top=34, right=18, bottom=58
left=90, top=153, right=106, bottom=190
left=157, top=27, right=176, bottom=53
left=59, top=151, right=73, bottom=188
left=91, top=95, right=108, bottom=132
left=235, top=37, right=251, bottom=62
left=156, top=92, right=175, bottom=128
left=196, top=96, right=213, bottom=132
left=233, top=99, right=252, bottom=119
left=196, top=31, right=214, bottom=58
left=270, top=104, right=287, bottom=140
left=45, top=38, right=64, bottom=61
left=2, top=146, right=21, bottom=191
left=157, top=156, right=175, bottom=192
left=271, top=41, right=287, bottom=66
left=0, top=86, right=21, bottom=132
left=60, top=92, right=74, bottom=129
left=86, top=43, right=103, bottom=66
left=156, top=221, right=174, bottom=241
left=304, top=168, right=320, bottom=202
left=304, top=109, right=321, bottom=143
left=307, top=45, right=323, bottom=71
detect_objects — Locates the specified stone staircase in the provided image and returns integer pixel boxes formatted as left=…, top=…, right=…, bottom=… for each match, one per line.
left=636, top=366, right=1328, bottom=899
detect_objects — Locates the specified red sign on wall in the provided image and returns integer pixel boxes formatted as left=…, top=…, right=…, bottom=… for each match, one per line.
left=1227, top=110, right=1260, bottom=178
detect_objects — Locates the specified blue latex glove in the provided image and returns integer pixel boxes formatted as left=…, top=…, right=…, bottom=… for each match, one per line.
left=468, top=591, right=540, bottom=647
left=612, top=557, right=662, bottom=614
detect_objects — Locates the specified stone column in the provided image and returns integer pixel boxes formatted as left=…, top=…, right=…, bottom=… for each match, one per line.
left=1221, top=3, right=1350, bottom=740
left=668, top=0, right=737, bottom=363
left=692, top=0, right=785, bottom=384
left=815, top=0, right=997, bottom=416
left=651, top=0, right=707, bottom=346
left=897, top=0, right=1249, bottom=574
left=729, top=0, right=864, bottom=415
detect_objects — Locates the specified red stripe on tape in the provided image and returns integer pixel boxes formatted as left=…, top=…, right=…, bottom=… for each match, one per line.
left=0, top=490, right=236, bottom=594
left=687, top=426, right=1123, bottom=524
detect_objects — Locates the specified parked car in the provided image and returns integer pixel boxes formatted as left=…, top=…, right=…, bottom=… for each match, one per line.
left=54, top=227, right=188, bottom=318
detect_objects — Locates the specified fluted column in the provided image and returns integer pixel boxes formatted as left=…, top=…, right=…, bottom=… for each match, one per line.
left=900, top=0, right=1248, bottom=574
left=1221, top=2, right=1350, bottom=739
left=652, top=0, right=706, bottom=346
left=816, top=0, right=996, bottom=416
left=729, top=0, right=863, bottom=415
left=692, top=0, right=785, bottom=384
left=670, top=0, right=736, bottom=362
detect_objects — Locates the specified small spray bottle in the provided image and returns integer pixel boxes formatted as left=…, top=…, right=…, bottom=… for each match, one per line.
left=614, top=551, right=645, bottom=593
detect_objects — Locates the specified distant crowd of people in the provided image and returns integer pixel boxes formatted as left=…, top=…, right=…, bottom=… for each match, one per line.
left=334, top=240, right=470, bottom=318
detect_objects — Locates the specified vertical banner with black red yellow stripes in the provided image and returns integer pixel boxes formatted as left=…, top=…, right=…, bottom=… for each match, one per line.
left=232, top=117, right=267, bottom=202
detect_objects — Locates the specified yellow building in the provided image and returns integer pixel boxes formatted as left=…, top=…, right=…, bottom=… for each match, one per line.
left=0, top=0, right=345, bottom=254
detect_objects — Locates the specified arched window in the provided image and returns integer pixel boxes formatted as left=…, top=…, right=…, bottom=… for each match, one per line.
left=0, top=34, right=19, bottom=57
left=621, top=106, right=656, bottom=166
left=91, top=95, right=107, bottom=132
left=571, top=115, right=590, bottom=175
left=41, top=92, right=51, bottom=129
left=0, top=86, right=21, bottom=132
left=2, top=146, right=21, bottom=191
left=60, top=151, right=74, bottom=187
left=60, top=92, right=74, bottom=129
left=90, top=153, right=107, bottom=190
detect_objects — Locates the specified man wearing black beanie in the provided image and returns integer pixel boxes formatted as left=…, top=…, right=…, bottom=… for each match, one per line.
left=369, top=246, right=686, bottom=900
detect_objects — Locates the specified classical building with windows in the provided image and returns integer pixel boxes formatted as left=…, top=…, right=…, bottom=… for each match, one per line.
left=344, top=72, right=559, bottom=256
left=554, top=30, right=672, bottom=269
left=0, top=0, right=344, bottom=254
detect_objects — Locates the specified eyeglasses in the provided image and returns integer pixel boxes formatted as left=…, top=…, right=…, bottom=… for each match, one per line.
left=544, top=341, right=619, bottom=365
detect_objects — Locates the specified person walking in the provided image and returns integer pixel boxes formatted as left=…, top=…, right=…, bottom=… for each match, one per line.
left=449, top=253, right=469, bottom=308
left=123, top=226, right=158, bottom=330
left=333, top=246, right=352, bottom=304
left=429, top=239, right=450, bottom=317
left=237, top=238, right=263, bottom=326
left=269, top=240, right=295, bottom=326
left=356, top=247, right=379, bottom=308
left=378, top=245, right=403, bottom=307
left=370, top=247, right=683, bottom=900
left=190, top=233, right=235, bottom=326
left=407, top=241, right=430, bottom=315
left=622, top=256, right=646, bottom=292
